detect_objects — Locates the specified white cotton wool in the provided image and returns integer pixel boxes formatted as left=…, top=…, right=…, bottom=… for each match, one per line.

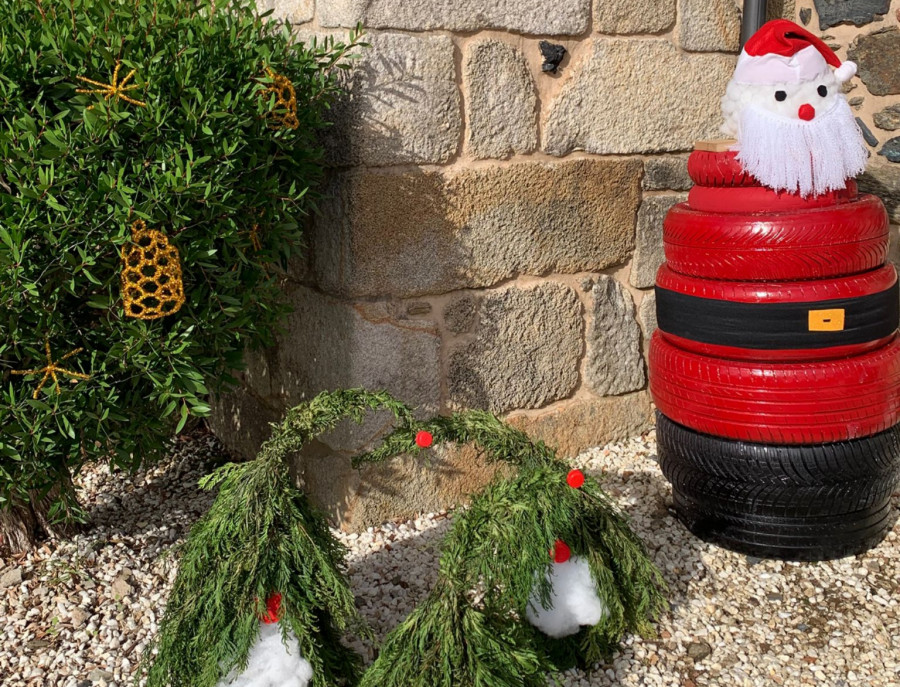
left=525, top=556, right=608, bottom=639
left=219, top=622, right=313, bottom=687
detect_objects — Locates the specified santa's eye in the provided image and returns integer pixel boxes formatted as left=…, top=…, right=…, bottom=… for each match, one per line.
left=817, top=85, right=828, bottom=97
left=775, top=90, right=787, bottom=101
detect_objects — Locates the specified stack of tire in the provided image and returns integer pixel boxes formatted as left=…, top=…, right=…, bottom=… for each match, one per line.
left=649, top=147, right=900, bottom=560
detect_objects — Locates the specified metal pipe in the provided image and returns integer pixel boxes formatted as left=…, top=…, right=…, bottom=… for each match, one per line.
left=740, top=0, right=769, bottom=50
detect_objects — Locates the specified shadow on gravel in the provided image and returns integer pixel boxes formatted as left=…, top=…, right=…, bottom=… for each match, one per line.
left=343, top=516, right=453, bottom=660
left=343, top=457, right=712, bottom=668
left=82, top=430, right=223, bottom=542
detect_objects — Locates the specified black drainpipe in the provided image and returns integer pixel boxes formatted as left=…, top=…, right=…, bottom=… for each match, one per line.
left=740, top=0, right=769, bottom=50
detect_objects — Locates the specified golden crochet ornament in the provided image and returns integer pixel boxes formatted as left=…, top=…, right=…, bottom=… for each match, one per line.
left=263, top=67, right=299, bottom=130
left=121, top=219, right=185, bottom=320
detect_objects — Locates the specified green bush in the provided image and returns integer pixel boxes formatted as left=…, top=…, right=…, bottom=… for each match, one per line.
left=0, top=0, right=360, bottom=532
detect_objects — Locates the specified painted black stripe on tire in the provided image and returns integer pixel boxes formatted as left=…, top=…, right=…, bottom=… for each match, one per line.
left=656, top=280, right=899, bottom=350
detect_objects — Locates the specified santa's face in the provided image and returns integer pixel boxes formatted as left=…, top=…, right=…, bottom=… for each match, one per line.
left=719, top=70, right=868, bottom=197
left=721, top=70, right=841, bottom=136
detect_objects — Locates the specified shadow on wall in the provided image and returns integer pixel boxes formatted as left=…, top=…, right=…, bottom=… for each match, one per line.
left=323, top=34, right=455, bottom=167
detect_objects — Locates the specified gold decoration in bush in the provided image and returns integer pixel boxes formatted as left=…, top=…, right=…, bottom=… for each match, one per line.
left=263, top=67, right=299, bottom=129
left=12, top=341, right=91, bottom=399
left=121, top=219, right=185, bottom=320
left=249, top=223, right=262, bottom=252
left=76, top=60, right=147, bottom=109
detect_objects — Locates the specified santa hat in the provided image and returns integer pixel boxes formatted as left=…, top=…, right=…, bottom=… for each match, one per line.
left=732, top=19, right=856, bottom=85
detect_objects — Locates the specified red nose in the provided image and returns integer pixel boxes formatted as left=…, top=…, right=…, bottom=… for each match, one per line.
left=798, top=104, right=815, bottom=121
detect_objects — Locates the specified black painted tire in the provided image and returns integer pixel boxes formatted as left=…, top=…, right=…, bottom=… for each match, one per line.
left=656, top=412, right=900, bottom=485
left=672, top=490, right=895, bottom=561
left=657, top=413, right=900, bottom=560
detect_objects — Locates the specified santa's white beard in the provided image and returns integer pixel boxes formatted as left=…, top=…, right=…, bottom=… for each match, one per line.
left=219, top=623, right=313, bottom=687
left=525, top=556, right=608, bottom=638
left=735, top=96, right=868, bottom=197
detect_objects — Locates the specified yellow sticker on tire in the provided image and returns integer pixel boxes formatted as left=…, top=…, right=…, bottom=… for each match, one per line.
left=808, top=308, right=845, bottom=331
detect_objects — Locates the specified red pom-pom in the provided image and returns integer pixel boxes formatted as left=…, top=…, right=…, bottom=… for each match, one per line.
left=415, top=430, right=433, bottom=448
left=566, top=469, right=585, bottom=489
left=552, top=539, right=571, bottom=564
left=261, top=593, right=282, bottom=624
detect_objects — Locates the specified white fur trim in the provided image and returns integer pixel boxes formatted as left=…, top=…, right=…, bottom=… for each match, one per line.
left=733, top=45, right=829, bottom=85
left=834, top=61, right=857, bottom=83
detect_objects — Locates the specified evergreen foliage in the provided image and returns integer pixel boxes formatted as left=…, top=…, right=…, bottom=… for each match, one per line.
left=357, top=411, right=667, bottom=686
left=146, top=390, right=667, bottom=687
left=145, top=390, right=413, bottom=687
left=0, top=0, right=362, bottom=530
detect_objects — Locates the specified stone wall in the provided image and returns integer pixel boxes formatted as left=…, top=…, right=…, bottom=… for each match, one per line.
left=213, top=0, right=900, bottom=530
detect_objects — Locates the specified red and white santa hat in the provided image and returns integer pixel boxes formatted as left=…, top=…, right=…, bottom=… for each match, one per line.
left=732, top=19, right=856, bottom=85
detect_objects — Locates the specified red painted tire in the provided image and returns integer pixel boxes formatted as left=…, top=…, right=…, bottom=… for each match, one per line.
left=663, top=195, right=889, bottom=281
left=655, top=263, right=899, bottom=361
left=687, top=182, right=858, bottom=214
left=648, top=331, right=900, bottom=444
left=688, top=150, right=759, bottom=187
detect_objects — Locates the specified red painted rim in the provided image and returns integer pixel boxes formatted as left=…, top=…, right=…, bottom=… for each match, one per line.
left=663, top=195, right=889, bottom=281
left=688, top=150, right=760, bottom=188
left=658, top=331, right=896, bottom=363
left=688, top=182, right=858, bottom=214
left=655, top=263, right=897, bottom=303
left=649, top=331, right=900, bottom=444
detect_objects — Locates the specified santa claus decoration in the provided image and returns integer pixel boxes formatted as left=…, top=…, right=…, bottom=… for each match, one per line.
left=650, top=18, right=900, bottom=561
left=721, top=19, right=868, bottom=197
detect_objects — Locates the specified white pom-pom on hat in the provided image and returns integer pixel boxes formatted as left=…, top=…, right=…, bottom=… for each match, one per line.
left=834, top=60, right=857, bottom=83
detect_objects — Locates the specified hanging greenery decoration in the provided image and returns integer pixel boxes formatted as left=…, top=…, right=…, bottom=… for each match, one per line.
left=144, top=389, right=667, bottom=687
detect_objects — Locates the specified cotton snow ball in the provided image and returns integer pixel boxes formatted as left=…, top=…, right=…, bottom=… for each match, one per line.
left=219, top=623, right=313, bottom=687
left=525, top=556, right=608, bottom=638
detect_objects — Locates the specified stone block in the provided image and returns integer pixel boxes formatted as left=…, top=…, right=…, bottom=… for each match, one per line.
left=880, top=138, right=900, bottom=163
left=448, top=283, right=583, bottom=414
left=318, top=0, right=591, bottom=35
left=859, top=160, right=900, bottom=224
left=631, top=193, right=688, bottom=289
left=678, top=0, right=741, bottom=52
left=464, top=40, right=537, bottom=160
left=848, top=28, right=900, bottom=96
left=543, top=39, right=735, bottom=155
left=272, top=286, right=441, bottom=449
left=813, top=0, right=890, bottom=29
left=340, top=444, right=507, bottom=530
left=443, top=295, right=478, bottom=334
left=874, top=104, right=900, bottom=131
left=585, top=276, right=646, bottom=396
left=313, top=158, right=642, bottom=298
left=594, top=0, right=676, bottom=34
left=258, top=0, right=314, bottom=23
left=210, top=286, right=442, bottom=457
left=639, top=291, right=658, bottom=339
left=643, top=155, right=692, bottom=191
left=209, top=385, right=282, bottom=459
left=507, top=391, right=653, bottom=458
left=324, top=33, right=460, bottom=166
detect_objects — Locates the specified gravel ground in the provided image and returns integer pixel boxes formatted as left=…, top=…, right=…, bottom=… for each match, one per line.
left=2, top=428, right=899, bottom=687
